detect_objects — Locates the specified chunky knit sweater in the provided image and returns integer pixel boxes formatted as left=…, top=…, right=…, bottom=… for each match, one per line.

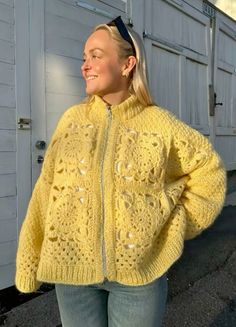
left=15, top=94, right=226, bottom=293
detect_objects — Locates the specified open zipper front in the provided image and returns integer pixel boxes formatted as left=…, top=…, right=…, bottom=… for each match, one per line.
left=100, top=104, right=112, bottom=281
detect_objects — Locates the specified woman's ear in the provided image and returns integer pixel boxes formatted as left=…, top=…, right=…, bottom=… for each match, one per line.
left=122, top=56, right=136, bottom=77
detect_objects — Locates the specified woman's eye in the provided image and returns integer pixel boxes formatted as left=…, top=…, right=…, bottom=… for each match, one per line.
left=82, top=55, right=100, bottom=63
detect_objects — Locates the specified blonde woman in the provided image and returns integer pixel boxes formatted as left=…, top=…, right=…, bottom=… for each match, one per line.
left=15, top=16, right=226, bottom=327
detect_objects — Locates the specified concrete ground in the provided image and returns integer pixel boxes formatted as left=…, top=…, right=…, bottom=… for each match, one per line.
left=1, top=202, right=236, bottom=327
left=163, top=203, right=236, bottom=327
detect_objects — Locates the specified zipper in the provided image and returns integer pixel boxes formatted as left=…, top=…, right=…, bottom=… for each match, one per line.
left=100, top=105, right=112, bottom=281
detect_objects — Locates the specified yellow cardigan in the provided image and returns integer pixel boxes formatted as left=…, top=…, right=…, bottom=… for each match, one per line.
left=15, top=94, right=226, bottom=293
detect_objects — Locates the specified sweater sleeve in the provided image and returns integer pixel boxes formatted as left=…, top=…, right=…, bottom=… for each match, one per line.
left=15, top=110, right=71, bottom=293
left=166, top=116, right=227, bottom=240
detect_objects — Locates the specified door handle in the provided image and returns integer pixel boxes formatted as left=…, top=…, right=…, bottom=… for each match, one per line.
left=35, top=140, right=46, bottom=150
left=37, top=155, right=44, bottom=164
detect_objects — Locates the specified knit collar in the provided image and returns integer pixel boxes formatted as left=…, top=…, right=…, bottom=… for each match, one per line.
left=87, top=94, right=145, bottom=122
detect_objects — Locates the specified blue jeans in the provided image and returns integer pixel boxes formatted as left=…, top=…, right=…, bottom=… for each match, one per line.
left=55, top=274, right=168, bottom=327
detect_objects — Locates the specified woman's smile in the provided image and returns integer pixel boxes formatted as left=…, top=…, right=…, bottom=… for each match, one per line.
left=85, top=75, right=98, bottom=81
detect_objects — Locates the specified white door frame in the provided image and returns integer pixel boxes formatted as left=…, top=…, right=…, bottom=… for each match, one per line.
left=16, top=0, right=46, bottom=233
left=29, top=0, right=47, bottom=184
left=15, top=0, right=32, bottom=233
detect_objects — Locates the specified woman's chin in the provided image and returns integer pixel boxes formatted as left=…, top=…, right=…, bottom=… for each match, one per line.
left=86, top=88, right=105, bottom=97
left=86, top=87, right=99, bottom=96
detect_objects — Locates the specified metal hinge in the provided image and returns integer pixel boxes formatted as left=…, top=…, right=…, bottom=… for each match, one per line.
left=17, top=117, right=31, bottom=130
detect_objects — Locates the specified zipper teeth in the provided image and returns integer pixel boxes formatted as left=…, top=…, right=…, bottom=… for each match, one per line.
left=101, top=105, right=112, bottom=279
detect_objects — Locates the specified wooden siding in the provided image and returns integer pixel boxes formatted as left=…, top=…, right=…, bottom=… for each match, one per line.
left=0, top=0, right=17, bottom=289
left=145, top=0, right=211, bottom=135
left=1, top=0, right=235, bottom=291
left=212, top=9, right=236, bottom=168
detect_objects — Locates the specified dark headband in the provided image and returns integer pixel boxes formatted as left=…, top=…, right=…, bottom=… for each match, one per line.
left=107, top=16, right=136, bottom=56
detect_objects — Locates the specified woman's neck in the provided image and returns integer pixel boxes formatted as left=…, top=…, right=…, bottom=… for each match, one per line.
left=101, top=90, right=131, bottom=106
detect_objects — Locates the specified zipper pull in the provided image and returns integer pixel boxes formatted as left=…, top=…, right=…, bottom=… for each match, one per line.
left=107, top=104, right=112, bottom=112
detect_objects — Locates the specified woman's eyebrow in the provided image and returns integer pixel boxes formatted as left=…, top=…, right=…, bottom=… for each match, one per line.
left=83, top=48, right=104, bottom=56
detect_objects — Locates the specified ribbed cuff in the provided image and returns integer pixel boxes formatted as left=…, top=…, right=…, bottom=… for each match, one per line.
left=15, top=274, right=42, bottom=293
left=37, top=262, right=102, bottom=285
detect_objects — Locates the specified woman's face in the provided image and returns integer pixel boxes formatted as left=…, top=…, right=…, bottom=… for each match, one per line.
left=81, top=29, right=129, bottom=103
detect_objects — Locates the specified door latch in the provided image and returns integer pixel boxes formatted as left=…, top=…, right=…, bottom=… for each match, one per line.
left=209, top=85, right=223, bottom=116
left=17, top=118, right=31, bottom=130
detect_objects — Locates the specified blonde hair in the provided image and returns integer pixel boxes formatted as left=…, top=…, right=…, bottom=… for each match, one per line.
left=83, top=23, right=155, bottom=107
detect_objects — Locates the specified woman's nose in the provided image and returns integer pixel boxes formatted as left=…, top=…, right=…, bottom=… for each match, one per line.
left=81, top=59, right=91, bottom=71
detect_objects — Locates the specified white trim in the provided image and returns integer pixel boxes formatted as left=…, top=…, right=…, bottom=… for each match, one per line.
left=15, top=0, right=31, bottom=233
left=29, top=0, right=46, bottom=184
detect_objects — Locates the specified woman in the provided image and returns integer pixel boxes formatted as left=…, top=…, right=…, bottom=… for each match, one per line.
left=15, top=16, right=226, bottom=327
